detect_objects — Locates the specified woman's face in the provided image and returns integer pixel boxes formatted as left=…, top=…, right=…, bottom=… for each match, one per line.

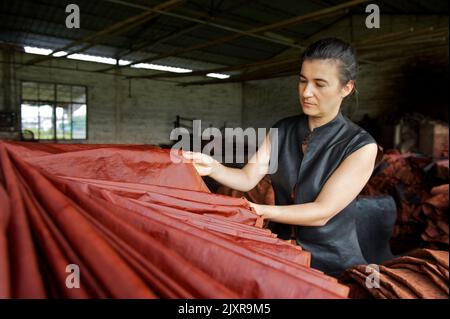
left=298, top=59, right=353, bottom=118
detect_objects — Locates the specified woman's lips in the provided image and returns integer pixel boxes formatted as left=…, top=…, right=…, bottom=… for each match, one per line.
left=303, top=101, right=315, bottom=107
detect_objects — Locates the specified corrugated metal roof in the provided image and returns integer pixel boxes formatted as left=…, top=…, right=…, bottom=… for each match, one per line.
left=0, top=0, right=448, bottom=76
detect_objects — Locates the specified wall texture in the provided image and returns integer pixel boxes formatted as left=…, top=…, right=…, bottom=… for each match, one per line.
left=0, top=50, right=243, bottom=145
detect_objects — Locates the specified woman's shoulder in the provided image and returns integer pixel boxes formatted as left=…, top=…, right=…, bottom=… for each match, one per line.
left=341, top=116, right=378, bottom=158
left=343, top=116, right=376, bottom=145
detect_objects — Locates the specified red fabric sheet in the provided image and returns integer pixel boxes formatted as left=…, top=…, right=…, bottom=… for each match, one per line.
left=0, top=141, right=349, bottom=299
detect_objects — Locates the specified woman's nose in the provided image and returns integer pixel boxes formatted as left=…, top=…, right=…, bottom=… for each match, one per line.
left=302, top=84, right=314, bottom=97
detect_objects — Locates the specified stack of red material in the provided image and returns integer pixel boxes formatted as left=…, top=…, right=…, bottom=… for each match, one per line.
left=0, top=141, right=348, bottom=299
left=340, top=249, right=449, bottom=299
left=361, top=151, right=449, bottom=252
left=421, top=184, right=449, bottom=249
left=435, top=159, right=449, bottom=180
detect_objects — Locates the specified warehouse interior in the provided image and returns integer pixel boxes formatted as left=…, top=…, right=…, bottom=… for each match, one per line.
left=0, top=0, right=449, bottom=300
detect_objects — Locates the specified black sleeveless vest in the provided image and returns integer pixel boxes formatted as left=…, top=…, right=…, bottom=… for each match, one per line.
left=269, top=112, right=377, bottom=276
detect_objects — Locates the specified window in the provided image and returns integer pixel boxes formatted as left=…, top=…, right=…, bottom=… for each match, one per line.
left=21, top=81, right=87, bottom=140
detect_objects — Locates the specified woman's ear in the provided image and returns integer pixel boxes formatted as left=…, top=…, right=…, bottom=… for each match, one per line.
left=341, top=80, right=354, bottom=98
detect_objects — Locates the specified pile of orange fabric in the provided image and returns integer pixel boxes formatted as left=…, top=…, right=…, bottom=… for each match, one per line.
left=340, top=249, right=449, bottom=299
left=0, top=141, right=348, bottom=299
left=361, top=151, right=449, bottom=252
left=421, top=184, right=449, bottom=249
left=435, top=159, right=449, bottom=180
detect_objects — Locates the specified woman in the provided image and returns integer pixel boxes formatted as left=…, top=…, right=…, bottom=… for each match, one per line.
left=183, top=38, right=379, bottom=276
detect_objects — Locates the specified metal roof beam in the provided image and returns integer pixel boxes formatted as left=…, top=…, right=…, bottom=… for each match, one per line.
left=22, top=0, right=185, bottom=67
left=97, top=0, right=261, bottom=72
left=100, top=0, right=367, bottom=70
left=126, top=55, right=300, bottom=80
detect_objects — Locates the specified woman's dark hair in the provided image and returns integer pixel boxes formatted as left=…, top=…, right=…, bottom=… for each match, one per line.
left=300, top=37, right=358, bottom=88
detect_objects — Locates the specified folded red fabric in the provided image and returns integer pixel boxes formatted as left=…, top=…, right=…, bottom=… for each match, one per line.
left=340, top=248, right=449, bottom=299
left=0, top=141, right=348, bottom=299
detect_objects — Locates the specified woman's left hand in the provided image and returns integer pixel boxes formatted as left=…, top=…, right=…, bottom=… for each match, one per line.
left=248, top=201, right=261, bottom=215
left=248, top=201, right=268, bottom=218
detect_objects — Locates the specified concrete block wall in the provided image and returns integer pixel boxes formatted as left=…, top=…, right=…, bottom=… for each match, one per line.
left=243, top=75, right=299, bottom=130
left=0, top=50, right=243, bottom=145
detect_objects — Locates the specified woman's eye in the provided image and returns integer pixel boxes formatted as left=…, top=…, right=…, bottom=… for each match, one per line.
left=299, top=80, right=307, bottom=84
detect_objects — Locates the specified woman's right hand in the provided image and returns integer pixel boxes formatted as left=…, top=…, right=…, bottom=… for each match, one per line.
left=182, top=151, right=219, bottom=176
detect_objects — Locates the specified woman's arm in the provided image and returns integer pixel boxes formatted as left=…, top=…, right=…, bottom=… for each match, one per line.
left=183, top=133, right=272, bottom=192
left=249, top=143, right=378, bottom=226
